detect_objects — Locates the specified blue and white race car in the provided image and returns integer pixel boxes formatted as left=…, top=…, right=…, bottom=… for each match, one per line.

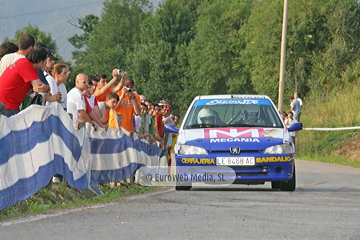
left=173, top=95, right=302, bottom=191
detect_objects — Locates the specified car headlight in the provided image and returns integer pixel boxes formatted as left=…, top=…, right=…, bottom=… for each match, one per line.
left=179, top=145, right=208, bottom=155
left=264, top=143, right=292, bottom=154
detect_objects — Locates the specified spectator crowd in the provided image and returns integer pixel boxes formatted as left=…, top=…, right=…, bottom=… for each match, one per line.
left=0, top=34, right=180, bottom=185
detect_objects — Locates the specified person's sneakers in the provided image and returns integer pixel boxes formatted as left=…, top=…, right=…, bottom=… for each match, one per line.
left=52, top=176, right=61, bottom=184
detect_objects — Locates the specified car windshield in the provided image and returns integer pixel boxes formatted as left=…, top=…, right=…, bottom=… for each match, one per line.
left=184, top=98, right=284, bottom=129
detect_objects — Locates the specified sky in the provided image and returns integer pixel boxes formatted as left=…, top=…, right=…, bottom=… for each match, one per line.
left=0, top=0, right=161, bottom=62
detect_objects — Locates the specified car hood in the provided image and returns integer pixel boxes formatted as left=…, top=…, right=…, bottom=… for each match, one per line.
left=180, top=127, right=285, bottom=151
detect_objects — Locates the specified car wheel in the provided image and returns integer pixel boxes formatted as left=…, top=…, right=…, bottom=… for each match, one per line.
left=271, top=181, right=281, bottom=189
left=280, top=167, right=296, bottom=191
left=175, top=182, right=192, bottom=191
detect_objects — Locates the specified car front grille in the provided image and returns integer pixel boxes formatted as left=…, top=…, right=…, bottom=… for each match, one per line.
left=208, top=150, right=262, bottom=153
left=201, top=165, right=270, bottom=178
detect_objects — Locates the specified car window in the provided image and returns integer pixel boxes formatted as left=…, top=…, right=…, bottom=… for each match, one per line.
left=184, top=99, right=283, bottom=129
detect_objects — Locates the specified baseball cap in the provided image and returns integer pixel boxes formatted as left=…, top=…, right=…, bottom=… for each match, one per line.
left=125, top=79, right=134, bottom=86
left=157, top=100, right=164, bottom=106
left=47, top=51, right=58, bottom=60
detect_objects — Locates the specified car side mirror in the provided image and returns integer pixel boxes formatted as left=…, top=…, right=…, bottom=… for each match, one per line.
left=164, top=124, right=179, bottom=134
left=288, top=122, right=303, bottom=132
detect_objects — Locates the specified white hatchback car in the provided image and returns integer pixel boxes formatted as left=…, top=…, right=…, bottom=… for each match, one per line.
left=173, top=95, right=302, bottom=191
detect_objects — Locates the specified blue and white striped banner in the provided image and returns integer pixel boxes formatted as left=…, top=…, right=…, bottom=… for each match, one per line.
left=0, top=103, right=166, bottom=210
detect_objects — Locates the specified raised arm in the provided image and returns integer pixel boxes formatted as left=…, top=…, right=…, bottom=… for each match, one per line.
left=93, top=69, right=119, bottom=97
left=112, top=71, right=127, bottom=93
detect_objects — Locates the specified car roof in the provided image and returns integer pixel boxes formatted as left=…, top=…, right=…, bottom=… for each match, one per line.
left=195, top=95, right=271, bottom=100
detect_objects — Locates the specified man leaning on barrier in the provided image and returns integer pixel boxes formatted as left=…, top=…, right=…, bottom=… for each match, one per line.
left=67, top=74, right=98, bottom=131
left=0, top=47, right=49, bottom=117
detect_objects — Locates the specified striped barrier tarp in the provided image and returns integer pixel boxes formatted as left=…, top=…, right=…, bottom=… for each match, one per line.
left=0, top=103, right=166, bottom=210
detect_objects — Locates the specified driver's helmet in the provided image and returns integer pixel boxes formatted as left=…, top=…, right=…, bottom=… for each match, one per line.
left=198, top=108, right=217, bottom=124
left=242, top=104, right=260, bottom=119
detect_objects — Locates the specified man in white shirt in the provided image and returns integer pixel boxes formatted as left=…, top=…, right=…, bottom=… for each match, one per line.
left=67, top=74, right=97, bottom=131
left=289, top=96, right=302, bottom=122
left=294, top=92, right=302, bottom=108
left=0, top=34, right=35, bottom=76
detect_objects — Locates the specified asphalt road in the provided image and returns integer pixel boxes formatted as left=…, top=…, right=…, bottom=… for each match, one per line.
left=1, top=160, right=360, bottom=240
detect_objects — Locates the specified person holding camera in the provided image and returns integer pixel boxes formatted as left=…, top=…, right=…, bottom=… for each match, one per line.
left=109, top=79, right=141, bottom=132
left=93, top=69, right=126, bottom=102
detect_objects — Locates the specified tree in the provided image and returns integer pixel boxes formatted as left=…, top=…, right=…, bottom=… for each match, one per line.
left=3, top=24, right=75, bottom=89
left=185, top=0, right=254, bottom=109
left=240, top=0, right=284, bottom=101
left=128, top=0, right=198, bottom=114
left=5, top=24, right=58, bottom=55
left=68, top=14, right=100, bottom=76
left=68, top=14, right=100, bottom=50
left=72, top=0, right=153, bottom=76
left=304, top=0, right=360, bottom=98
left=240, top=0, right=360, bottom=104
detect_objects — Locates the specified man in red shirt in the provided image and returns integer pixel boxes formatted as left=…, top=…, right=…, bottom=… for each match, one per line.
left=154, top=103, right=165, bottom=147
left=0, top=47, right=49, bottom=117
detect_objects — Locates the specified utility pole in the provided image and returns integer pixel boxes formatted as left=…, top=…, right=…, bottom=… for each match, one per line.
left=278, top=0, right=289, bottom=112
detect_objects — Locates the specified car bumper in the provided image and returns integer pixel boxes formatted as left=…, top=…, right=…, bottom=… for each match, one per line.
left=175, top=154, right=295, bottom=183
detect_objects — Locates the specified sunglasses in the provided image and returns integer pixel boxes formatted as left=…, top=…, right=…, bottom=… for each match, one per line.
left=78, top=80, right=87, bottom=84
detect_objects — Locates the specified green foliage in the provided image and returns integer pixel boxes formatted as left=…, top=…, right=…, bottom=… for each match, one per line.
left=65, top=0, right=360, bottom=118
left=71, top=0, right=153, bottom=76
left=236, top=0, right=360, bottom=107
left=129, top=0, right=197, bottom=114
left=297, top=82, right=360, bottom=167
left=184, top=0, right=254, bottom=113
left=68, top=14, right=100, bottom=50
left=65, top=0, right=360, bottom=114
left=305, top=0, right=360, bottom=98
left=5, top=24, right=58, bottom=55
left=240, top=0, right=284, bottom=101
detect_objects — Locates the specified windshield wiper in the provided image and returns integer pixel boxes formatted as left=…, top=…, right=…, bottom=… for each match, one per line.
left=226, top=123, right=270, bottom=128
left=186, top=124, right=222, bottom=129
left=225, top=123, right=249, bottom=127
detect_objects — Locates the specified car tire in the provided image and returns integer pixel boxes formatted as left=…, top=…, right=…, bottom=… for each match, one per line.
left=280, top=167, right=296, bottom=191
left=271, top=181, right=281, bottom=189
left=175, top=182, right=192, bottom=191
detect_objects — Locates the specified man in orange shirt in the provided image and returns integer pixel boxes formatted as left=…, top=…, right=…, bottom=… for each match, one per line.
left=110, top=79, right=141, bottom=132
left=94, top=70, right=126, bottom=102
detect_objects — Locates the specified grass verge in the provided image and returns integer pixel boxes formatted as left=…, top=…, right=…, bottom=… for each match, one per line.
left=0, top=182, right=157, bottom=222
left=296, top=83, right=360, bottom=168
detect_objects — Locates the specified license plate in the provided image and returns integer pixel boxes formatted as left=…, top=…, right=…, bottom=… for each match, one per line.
left=216, top=157, right=255, bottom=166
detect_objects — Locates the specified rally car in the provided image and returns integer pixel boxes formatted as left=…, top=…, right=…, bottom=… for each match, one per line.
left=173, top=95, right=302, bottom=191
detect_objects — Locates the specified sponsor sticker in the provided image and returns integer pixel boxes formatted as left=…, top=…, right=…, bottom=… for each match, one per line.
left=181, top=158, right=215, bottom=164
left=256, top=156, right=291, bottom=163
left=204, top=128, right=264, bottom=138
